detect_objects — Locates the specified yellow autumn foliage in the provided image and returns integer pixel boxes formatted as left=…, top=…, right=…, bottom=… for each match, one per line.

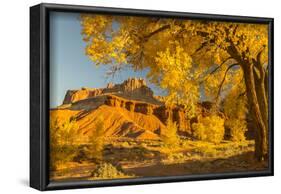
left=162, top=119, right=179, bottom=146
left=223, top=83, right=248, bottom=141
left=192, top=115, right=225, bottom=144
left=154, top=44, right=199, bottom=117
left=49, top=118, right=79, bottom=170
left=80, top=14, right=269, bottom=159
left=80, top=14, right=267, bottom=113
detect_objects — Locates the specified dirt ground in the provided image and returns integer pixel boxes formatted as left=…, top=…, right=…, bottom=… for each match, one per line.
left=50, top=139, right=268, bottom=181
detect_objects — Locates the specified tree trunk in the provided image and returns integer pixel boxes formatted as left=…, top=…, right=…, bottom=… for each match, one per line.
left=243, top=63, right=268, bottom=161
left=254, top=66, right=269, bottom=153
left=225, top=39, right=268, bottom=161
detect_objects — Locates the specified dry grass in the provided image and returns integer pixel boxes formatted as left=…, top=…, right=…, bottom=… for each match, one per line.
left=50, top=138, right=262, bottom=181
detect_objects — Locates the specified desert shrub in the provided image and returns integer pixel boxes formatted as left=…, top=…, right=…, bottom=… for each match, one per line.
left=90, top=163, right=130, bottom=179
left=120, top=141, right=130, bottom=148
left=166, top=152, right=185, bottom=163
left=50, top=145, right=78, bottom=170
left=162, top=119, right=179, bottom=146
left=195, top=144, right=218, bottom=157
left=87, top=117, right=105, bottom=160
left=192, top=115, right=225, bottom=144
left=49, top=118, right=78, bottom=170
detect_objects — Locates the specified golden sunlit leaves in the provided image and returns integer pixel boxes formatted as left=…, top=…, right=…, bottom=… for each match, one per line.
left=154, top=44, right=198, bottom=108
left=223, top=82, right=248, bottom=141
left=192, top=115, right=225, bottom=144
left=80, top=14, right=268, bottom=120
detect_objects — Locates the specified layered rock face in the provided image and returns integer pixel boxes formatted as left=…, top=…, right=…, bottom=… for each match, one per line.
left=63, top=88, right=103, bottom=104
left=104, top=94, right=191, bottom=134
left=55, top=77, right=192, bottom=141
left=63, top=77, right=155, bottom=104
left=105, top=95, right=156, bottom=115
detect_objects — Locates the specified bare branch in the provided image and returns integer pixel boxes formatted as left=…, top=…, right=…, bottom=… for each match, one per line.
left=105, top=65, right=123, bottom=78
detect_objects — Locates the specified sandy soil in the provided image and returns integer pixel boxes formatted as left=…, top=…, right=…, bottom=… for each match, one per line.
left=50, top=139, right=268, bottom=182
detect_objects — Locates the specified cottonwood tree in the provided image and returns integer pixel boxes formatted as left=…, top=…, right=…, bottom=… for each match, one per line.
left=80, top=14, right=269, bottom=161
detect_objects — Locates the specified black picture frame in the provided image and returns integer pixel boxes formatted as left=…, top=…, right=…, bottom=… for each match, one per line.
left=30, top=3, right=274, bottom=191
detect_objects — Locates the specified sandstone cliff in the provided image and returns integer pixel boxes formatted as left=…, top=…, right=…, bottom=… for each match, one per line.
left=52, top=78, right=191, bottom=141
left=63, top=77, right=159, bottom=105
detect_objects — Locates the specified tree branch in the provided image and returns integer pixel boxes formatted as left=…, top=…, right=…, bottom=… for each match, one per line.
left=143, top=24, right=170, bottom=41
left=253, top=45, right=266, bottom=80
left=257, top=45, right=266, bottom=66
left=232, top=24, right=238, bottom=36
left=193, top=38, right=216, bottom=54
left=216, top=63, right=239, bottom=100
left=196, top=31, right=210, bottom=37
left=199, top=57, right=233, bottom=84
left=238, top=91, right=246, bottom=99
left=194, top=41, right=209, bottom=53
left=225, top=36, right=244, bottom=66
left=210, top=57, right=233, bottom=75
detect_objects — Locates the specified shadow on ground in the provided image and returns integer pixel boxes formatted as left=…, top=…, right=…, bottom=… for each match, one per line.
left=123, top=151, right=268, bottom=177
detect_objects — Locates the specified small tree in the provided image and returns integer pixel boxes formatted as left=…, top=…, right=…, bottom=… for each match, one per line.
left=192, top=115, right=225, bottom=144
left=49, top=117, right=78, bottom=170
left=226, top=119, right=247, bottom=141
left=162, top=119, right=179, bottom=146
left=49, top=118, right=60, bottom=170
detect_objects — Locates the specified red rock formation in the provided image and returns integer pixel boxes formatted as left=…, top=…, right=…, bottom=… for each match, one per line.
left=63, top=77, right=157, bottom=105
left=172, top=107, right=191, bottom=135
left=135, top=103, right=154, bottom=115
left=63, top=88, right=103, bottom=104
left=122, top=77, right=147, bottom=91
left=105, top=95, right=156, bottom=116
left=125, top=101, right=135, bottom=112
left=153, top=106, right=172, bottom=124
left=60, top=78, right=203, bottom=137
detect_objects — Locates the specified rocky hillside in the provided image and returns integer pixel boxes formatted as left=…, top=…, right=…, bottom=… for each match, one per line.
left=51, top=78, right=191, bottom=141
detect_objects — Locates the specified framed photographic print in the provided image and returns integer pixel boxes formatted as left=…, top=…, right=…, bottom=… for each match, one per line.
left=30, top=3, right=274, bottom=191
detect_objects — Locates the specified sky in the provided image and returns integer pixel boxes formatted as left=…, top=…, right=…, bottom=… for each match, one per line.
left=49, top=12, right=163, bottom=108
